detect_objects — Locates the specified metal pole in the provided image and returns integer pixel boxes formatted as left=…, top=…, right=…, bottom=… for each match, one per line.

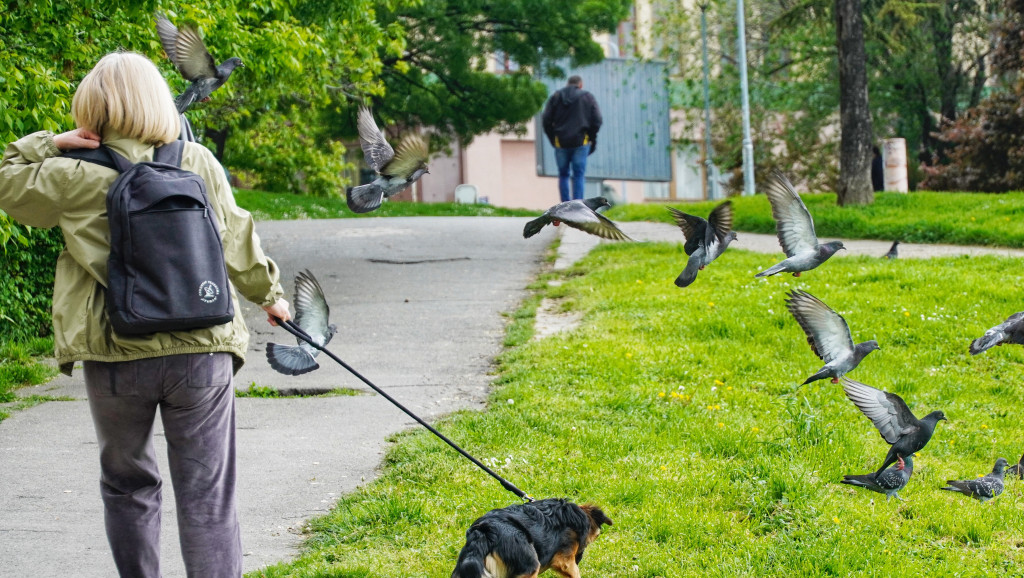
left=700, top=3, right=716, bottom=200
left=736, top=0, right=755, bottom=195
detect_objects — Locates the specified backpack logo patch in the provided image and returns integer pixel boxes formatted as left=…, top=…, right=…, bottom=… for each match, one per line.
left=199, top=280, right=221, bottom=304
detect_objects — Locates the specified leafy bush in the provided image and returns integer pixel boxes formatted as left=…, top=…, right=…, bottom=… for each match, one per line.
left=0, top=226, right=63, bottom=341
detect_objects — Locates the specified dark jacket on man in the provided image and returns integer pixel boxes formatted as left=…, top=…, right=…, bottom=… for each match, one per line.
left=542, top=85, right=602, bottom=150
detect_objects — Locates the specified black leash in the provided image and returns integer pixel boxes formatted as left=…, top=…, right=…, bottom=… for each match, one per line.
left=273, top=318, right=535, bottom=503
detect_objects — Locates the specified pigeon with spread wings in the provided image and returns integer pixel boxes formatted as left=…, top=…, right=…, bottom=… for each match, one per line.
left=785, top=290, right=879, bottom=384
left=523, top=197, right=632, bottom=241
left=755, top=170, right=845, bottom=277
left=156, top=13, right=244, bottom=114
left=266, top=270, right=337, bottom=376
left=347, top=106, right=430, bottom=214
left=842, top=378, right=947, bottom=477
left=668, top=201, right=737, bottom=288
left=969, top=312, right=1024, bottom=355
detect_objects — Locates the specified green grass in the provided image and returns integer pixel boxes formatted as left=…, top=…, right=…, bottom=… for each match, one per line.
left=251, top=245, right=1024, bottom=577
left=235, top=384, right=363, bottom=398
left=234, top=189, right=537, bottom=221
left=0, top=338, right=58, bottom=423
left=608, top=191, right=1024, bottom=248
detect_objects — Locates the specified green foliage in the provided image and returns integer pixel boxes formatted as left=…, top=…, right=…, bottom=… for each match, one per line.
left=609, top=191, right=1024, bottom=247
left=0, top=227, right=64, bottom=341
left=0, top=338, right=58, bottom=422
left=249, top=246, right=1024, bottom=575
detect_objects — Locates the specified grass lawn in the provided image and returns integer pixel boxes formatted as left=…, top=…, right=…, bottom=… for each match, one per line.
left=608, top=191, right=1024, bottom=248
left=0, top=338, right=60, bottom=423
left=251, top=244, right=1024, bottom=577
left=234, top=189, right=536, bottom=221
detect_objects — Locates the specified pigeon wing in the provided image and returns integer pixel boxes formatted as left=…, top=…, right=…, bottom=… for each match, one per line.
left=383, top=133, right=429, bottom=179
left=707, top=200, right=734, bottom=243
left=293, top=270, right=331, bottom=346
left=667, top=207, right=706, bottom=255
left=842, top=378, right=919, bottom=444
left=357, top=107, right=395, bottom=173
left=266, top=343, right=320, bottom=376
left=155, top=14, right=181, bottom=63
left=785, top=290, right=855, bottom=363
left=764, top=169, right=818, bottom=258
left=550, top=202, right=633, bottom=241
left=166, top=22, right=218, bottom=81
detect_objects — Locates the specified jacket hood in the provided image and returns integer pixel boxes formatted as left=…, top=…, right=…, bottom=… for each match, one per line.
left=557, top=85, right=584, bottom=106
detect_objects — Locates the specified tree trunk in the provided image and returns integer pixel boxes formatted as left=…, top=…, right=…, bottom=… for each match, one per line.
left=835, top=0, right=874, bottom=205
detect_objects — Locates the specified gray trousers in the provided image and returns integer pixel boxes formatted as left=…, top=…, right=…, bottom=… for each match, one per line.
left=84, top=353, right=241, bottom=578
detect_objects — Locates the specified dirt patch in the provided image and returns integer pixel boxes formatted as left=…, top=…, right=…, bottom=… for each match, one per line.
left=532, top=298, right=583, bottom=340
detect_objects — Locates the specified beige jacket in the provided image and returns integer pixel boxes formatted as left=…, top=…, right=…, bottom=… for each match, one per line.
left=0, top=130, right=283, bottom=375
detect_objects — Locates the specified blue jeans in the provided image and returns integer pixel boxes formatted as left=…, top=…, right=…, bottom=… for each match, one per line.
left=555, top=146, right=589, bottom=202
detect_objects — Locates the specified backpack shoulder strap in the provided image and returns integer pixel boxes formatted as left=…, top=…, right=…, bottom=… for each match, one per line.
left=62, top=146, right=119, bottom=172
left=153, top=140, right=185, bottom=168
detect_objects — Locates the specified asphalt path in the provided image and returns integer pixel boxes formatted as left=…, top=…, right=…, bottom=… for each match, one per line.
left=0, top=216, right=555, bottom=577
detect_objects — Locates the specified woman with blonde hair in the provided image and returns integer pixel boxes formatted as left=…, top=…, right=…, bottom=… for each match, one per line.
left=0, top=51, right=290, bottom=577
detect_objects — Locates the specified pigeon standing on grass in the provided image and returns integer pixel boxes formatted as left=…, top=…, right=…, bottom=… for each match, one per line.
left=941, top=458, right=1009, bottom=502
left=266, top=270, right=337, bottom=376
left=1006, top=451, right=1024, bottom=480
left=156, top=13, right=244, bottom=114
left=347, top=106, right=430, bottom=214
left=969, top=312, right=1024, bottom=355
left=755, top=170, right=845, bottom=278
left=842, top=377, right=947, bottom=476
left=883, top=241, right=900, bottom=259
left=668, top=201, right=737, bottom=287
left=785, top=290, right=880, bottom=384
left=841, top=454, right=914, bottom=501
left=523, top=197, right=632, bottom=241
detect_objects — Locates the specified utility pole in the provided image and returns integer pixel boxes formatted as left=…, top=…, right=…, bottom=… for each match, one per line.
left=736, top=0, right=755, bottom=195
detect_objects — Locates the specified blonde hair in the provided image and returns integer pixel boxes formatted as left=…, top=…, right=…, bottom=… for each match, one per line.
left=72, top=51, right=181, bottom=145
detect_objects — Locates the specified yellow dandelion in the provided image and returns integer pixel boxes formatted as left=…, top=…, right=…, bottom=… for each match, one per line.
left=660, top=465, right=668, bottom=471
left=714, top=404, right=721, bottom=410
left=714, top=379, right=725, bottom=386
left=833, top=517, right=841, bottom=524
left=751, top=427, right=760, bottom=433
left=981, top=424, right=988, bottom=429
left=708, top=301, right=715, bottom=307
left=970, top=216, right=976, bottom=221
left=727, top=386, right=733, bottom=391
left=707, top=405, right=715, bottom=411
left=903, top=311, right=910, bottom=317
left=626, top=352, right=633, bottom=359
left=658, top=391, right=666, bottom=398
left=636, top=279, right=643, bottom=284
left=717, top=422, right=725, bottom=428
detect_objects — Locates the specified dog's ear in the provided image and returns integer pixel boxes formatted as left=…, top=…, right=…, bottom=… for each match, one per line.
left=581, top=504, right=613, bottom=527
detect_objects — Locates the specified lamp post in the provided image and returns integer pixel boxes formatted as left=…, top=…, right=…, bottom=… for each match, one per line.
left=736, top=0, right=755, bottom=195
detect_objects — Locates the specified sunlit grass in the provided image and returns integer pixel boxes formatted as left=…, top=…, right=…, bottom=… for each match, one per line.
left=608, top=191, right=1024, bottom=247
left=251, top=245, right=1024, bottom=577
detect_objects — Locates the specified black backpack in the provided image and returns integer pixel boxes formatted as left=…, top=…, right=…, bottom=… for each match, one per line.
left=64, top=141, right=234, bottom=335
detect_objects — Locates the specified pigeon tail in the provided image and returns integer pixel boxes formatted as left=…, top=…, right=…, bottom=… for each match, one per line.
left=674, top=248, right=705, bottom=288
left=840, top=474, right=876, bottom=488
left=523, top=216, right=550, bottom=238
left=347, top=183, right=386, bottom=214
left=755, top=262, right=787, bottom=278
left=970, top=332, right=1004, bottom=355
left=266, top=343, right=320, bottom=376
left=801, top=367, right=833, bottom=385
left=174, top=91, right=198, bottom=114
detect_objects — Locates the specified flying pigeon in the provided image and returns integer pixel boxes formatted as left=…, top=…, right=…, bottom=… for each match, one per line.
left=266, top=270, right=337, bottom=376
left=1006, top=451, right=1024, bottom=480
left=155, top=13, right=244, bottom=114
left=969, top=312, right=1024, bottom=355
left=941, top=458, right=1009, bottom=502
left=883, top=241, right=900, bottom=259
left=785, top=290, right=880, bottom=385
left=668, top=201, right=737, bottom=287
left=842, top=377, right=947, bottom=476
left=523, top=197, right=633, bottom=241
left=346, top=106, right=430, bottom=214
left=841, top=453, right=914, bottom=501
left=755, top=170, right=845, bottom=278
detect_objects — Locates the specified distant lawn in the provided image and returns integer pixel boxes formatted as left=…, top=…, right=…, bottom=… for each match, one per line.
left=251, top=246, right=1024, bottom=576
left=0, top=338, right=58, bottom=423
left=234, top=189, right=536, bottom=221
left=607, top=191, right=1024, bottom=248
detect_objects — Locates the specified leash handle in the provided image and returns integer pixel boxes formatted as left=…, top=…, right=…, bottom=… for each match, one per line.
left=273, top=317, right=534, bottom=503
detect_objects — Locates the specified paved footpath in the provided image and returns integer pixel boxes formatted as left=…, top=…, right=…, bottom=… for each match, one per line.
left=2, top=216, right=1021, bottom=577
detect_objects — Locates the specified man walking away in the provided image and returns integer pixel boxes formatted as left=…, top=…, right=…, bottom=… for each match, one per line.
left=542, top=75, right=603, bottom=202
